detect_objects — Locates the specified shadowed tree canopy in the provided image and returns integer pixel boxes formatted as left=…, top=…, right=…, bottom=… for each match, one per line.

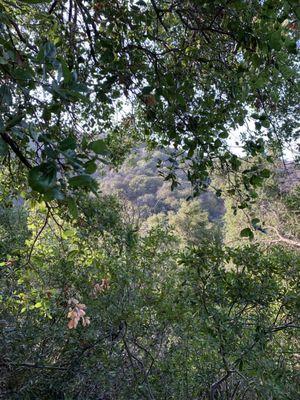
left=0, top=0, right=299, bottom=212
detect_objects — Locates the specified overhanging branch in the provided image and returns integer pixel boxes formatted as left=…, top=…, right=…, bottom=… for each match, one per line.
left=1, top=131, right=32, bottom=169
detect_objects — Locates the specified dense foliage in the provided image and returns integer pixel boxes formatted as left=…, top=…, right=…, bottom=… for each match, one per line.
left=0, top=1, right=299, bottom=399
left=1, top=176, right=300, bottom=399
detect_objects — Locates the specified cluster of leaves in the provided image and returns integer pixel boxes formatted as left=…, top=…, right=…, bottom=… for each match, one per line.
left=67, top=298, right=90, bottom=329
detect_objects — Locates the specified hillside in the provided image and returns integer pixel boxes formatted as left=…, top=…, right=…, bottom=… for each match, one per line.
left=101, top=146, right=225, bottom=221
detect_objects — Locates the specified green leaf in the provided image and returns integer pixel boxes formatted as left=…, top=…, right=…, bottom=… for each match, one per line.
left=177, top=94, right=186, bottom=108
left=250, top=175, right=263, bottom=187
left=43, top=187, right=64, bottom=201
left=0, top=57, right=8, bottom=65
left=254, top=76, right=267, bottom=89
left=44, top=42, right=56, bottom=59
left=42, top=107, right=51, bottom=122
left=66, top=197, right=79, bottom=218
left=61, top=229, right=75, bottom=239
left=219, top=132, right=228, bottom=139
left=285, top=40, right=297, bottom=55
left=68, top=174, right=97, bottom=189
left=249, top=190, right=258, bottom=199
left=11, top=67, right=34, bottom=82
left=142, top=86, right=153, bottom=95
left=261, top=119, right=270, bottom=128
left=88, top=139, right=108, bottom=155
left=84, top=160, right=97, bottom=174
left=6, top=113, right=24, bottom=129
left=0, top=84, right=12, bottom=106
left=269, top=31, right=282, bottom=51
left=0, top=137, right=8, bottom=156
left=230, top=155, right=242, bottom=171
left=214, top=139, right=222, bottom=148
left=60, top=136, right=77, bottom=151
left=255, top=121, right=262, bottom=130
left=28, top=163, right=57, bottom=194
left=59, top=59, right=72, bottom=83
left=240, top=228, right=254, bottom=240
left=260, top=168, right=271, bottom=178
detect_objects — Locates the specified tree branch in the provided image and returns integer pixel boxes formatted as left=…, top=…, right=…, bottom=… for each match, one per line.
left=8, top=19, right=37, bottom=52
left=209, top=370, right=234, bottom=400
left=265, top=226, right=300, bottom=248
left=150, top=0, right=169, bottom=31
left=0, top=131, right=32, bottom=169
left=9, top=362, right=67, bottom=371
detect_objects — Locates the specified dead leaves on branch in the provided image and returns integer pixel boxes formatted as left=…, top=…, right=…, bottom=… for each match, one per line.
left=67, top=298, right=90, bottom=330
left=67, top=279, right=110, bottom=329
left=92, top=278, right=110, bottom=297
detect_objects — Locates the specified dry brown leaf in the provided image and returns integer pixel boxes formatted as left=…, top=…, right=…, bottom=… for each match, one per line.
left=92, top=278, right=110, bottom=296
left=82, top=316, right=91, bottom=327
left=67, top=298, right=90, bottom=329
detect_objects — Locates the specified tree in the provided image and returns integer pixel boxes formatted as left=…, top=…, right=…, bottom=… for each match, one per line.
left=168, top=199, right=222, bottom=247
left=0, top=0, right=298, bottom=211
left=223, top=160, right=300, bottom=247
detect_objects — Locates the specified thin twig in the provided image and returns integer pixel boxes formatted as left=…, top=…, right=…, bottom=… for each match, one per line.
left=27, top=210, right=50, bottom=263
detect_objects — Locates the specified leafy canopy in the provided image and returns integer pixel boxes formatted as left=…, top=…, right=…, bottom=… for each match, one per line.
left=0, top=0, right=299, bottom=210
